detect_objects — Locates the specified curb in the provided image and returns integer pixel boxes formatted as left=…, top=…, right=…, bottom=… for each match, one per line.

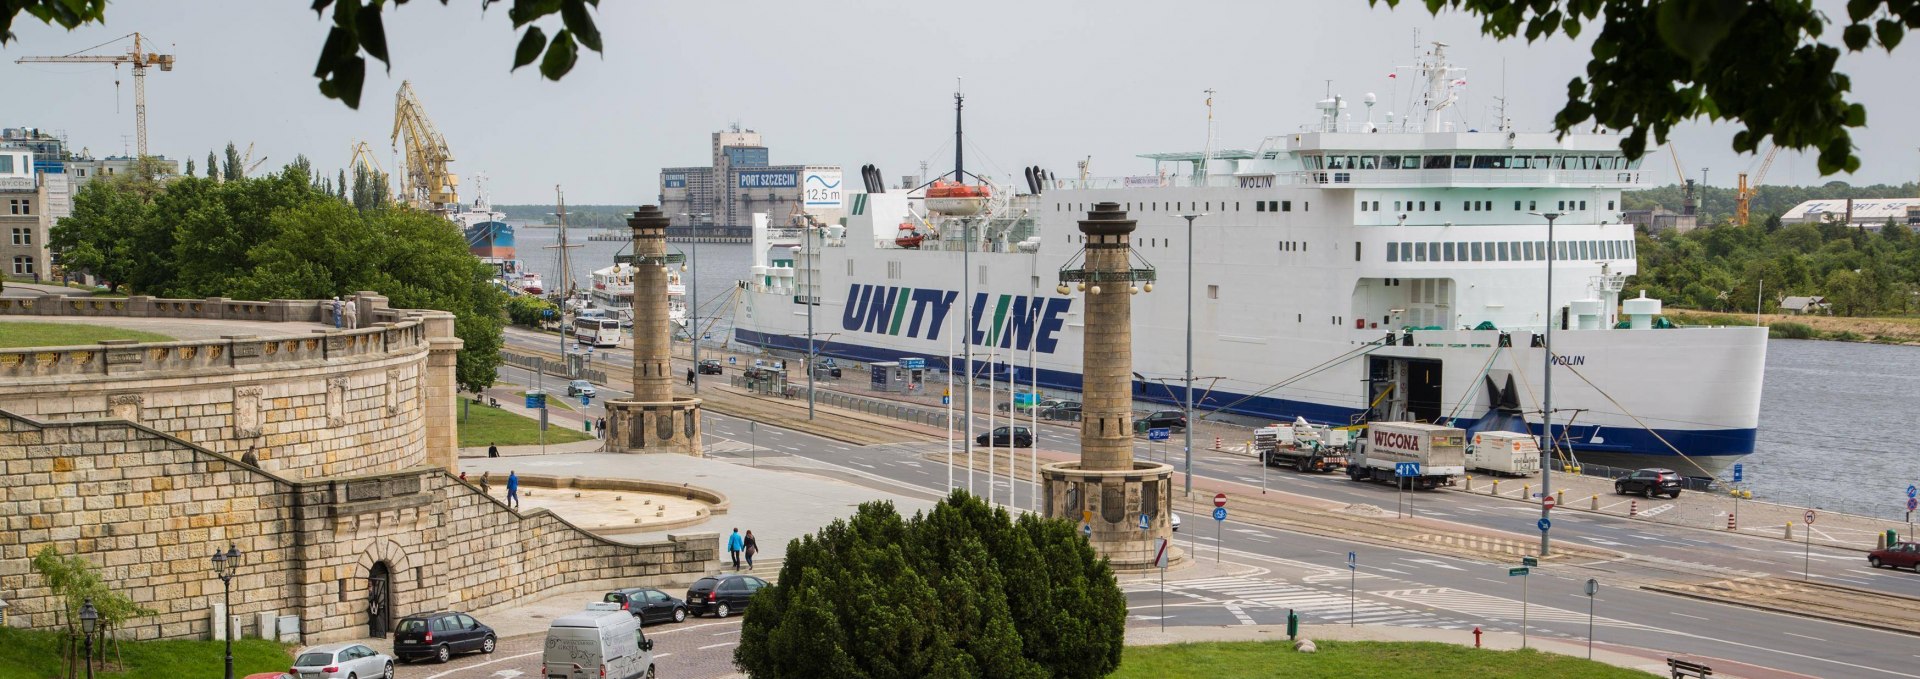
left=1447, top=484, right=1879, bottom=555
left=1639, top=583, right=1920, bottom=638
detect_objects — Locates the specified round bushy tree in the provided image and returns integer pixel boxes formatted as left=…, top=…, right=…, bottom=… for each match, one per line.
left=736, top=492, right=1126, bottom=678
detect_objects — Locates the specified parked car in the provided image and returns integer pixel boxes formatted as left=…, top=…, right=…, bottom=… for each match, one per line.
left=1870, top=541, right=1920, bottom=570
left=1040, top=401, right=1082, bottom=421
left=998, top=398, right=1066, bottom=414
left=1138, top=410, right=1188, bottom=431
left=605, top=586, right=689, bottom=625
left=566, top=379, right=596, bottom=398
left=975, top=425, right=1035, bottom=448
left=817, top=357, right=843, bottom=378
left=698, top=359, right=724, bottom=375
left=685, top=573, right=769, bottom=618
left=1170, top=512, right=1182, bottom=532
left=1613, top=468, right=1685, bottom=498
left=393, top=611, right=496, bottom=664
left=290, top=643, right=393, bottom=679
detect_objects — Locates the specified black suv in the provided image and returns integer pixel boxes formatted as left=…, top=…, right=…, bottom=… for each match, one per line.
left=698, top=359, right=724, bottom=375
left=605, top=586, right=688, bottom=625
left=1040, top=401, right=1082, bottom=421
left=393, top=611, right=495, bottom=664
left=1615, top=468, right=1686, bottom=498
left=1138, top=410, right=1188, bottom=431
left=976, top=425, right=1035, bottom=448
left=686, top=574, right=769, bottom=618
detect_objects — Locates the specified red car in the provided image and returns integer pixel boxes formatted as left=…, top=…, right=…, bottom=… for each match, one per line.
left=1869, top=542, right=1920, bottom=570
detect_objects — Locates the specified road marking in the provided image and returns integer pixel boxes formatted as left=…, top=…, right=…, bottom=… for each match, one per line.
left=421, top=650, right=543, bottom=679
left=1670, top=612, right=1710, bottom=621
left=698, top=641, right=739, bottom=650
left=1401, top=558, right=1463, bottom=572
left=1784, top=632, right=1825, bottom=641
left=653, top=653, right=672, bottom=659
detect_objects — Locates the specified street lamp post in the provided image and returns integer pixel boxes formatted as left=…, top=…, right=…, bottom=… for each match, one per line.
left=79, top=597, right=97, bottom=679
left=210, top=543, right=242, bottom=679
left=1179, top=213, right=1207, bottom=497
left=1529, top=211, right=1562, bottom=557
left=805, top=220, right=816, bottom=420
left=680, top=213, right=710, bottom=393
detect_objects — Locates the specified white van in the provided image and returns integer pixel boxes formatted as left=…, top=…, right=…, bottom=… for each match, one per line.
left=542, top=602, right=656, bottom=679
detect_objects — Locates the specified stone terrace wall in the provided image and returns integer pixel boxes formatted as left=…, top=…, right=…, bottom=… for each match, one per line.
left=0, top=296, right=439, bottom=481
left=0, top=411, right=722, bottom=644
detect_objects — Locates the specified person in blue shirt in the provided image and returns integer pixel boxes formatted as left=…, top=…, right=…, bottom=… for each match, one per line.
left=506, top=471, right=520, bottom=509
left=727, top=528, right=744, bottom=570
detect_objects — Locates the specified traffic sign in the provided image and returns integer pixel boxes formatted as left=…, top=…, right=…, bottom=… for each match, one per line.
left=1522, top=556, right=1539, bottom=567
left=1082, top=510, right=1093, bottom=524
left=1213, top=507, right=1227, bottom=521
left=1733, top=463, right=1744, bottom=483
left=1585, top=578, right=1598, bottom=596
left=1395, top=462, right=1422, bottom=477
left=1509, top=567, right=1530, bottom=577
left=1139, top=514, right=1152, bottom=531
left=728, top=356, right=737, bottom=364
left=1081, top=523, right=1093, bottom=538
left=1909, top=485, right=1917, bottom=499
left=525, top=391, right=546, bottom=409
left=1152, top=538, right=1170, bottom=569
left=1804, top=510, right=1817, bottom=526
left=1347, top=551, right=1357, bottom=571
left=1537, top=518, right=1552, bottom=532
left=1214, top=493, right=1228, bottom=508
left=703, top=333, right=712, bottom=341
left=1543, top=496, right=1557, bottom=511
left=942, top=396, right=951, bottom=405
left=1148, top=427, right=1171, bottom=441
left=1909, top=498, right=1918, bottom=512
left=580, top=394, right=590, bottom=407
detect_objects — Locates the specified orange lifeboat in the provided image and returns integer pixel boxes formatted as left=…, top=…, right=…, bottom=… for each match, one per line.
left=894, top=221, right=925, bottom=249
left=925, top=180, right=991, bottom=215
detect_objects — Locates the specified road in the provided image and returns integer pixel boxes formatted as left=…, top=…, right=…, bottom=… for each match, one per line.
left=386, top=618, right=743, bottom=679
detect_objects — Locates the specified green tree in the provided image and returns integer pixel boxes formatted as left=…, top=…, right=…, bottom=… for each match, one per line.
left=503, top=294, right=558, bottom=328
left=222, top=142, right=243, bottom=181
left=31, top=545, right=156, bottom=671
left=206, top=151, right=218, bottom=179
left=736, top=492, right=1124, bottom=679
left=184, top=158, right=194, bottom=177
left=338, top=169, right=349, bottom=200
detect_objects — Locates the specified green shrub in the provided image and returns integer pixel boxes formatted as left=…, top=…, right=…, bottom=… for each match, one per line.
left=1769, top=322, right=1817, bottom=339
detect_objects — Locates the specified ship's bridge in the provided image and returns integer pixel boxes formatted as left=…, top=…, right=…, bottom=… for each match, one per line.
left=1275, top=131, right=1647, bottom=188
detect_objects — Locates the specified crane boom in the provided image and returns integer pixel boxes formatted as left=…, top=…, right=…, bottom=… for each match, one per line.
left=391, top=81, right=459, bottom=213
left=14, top=33, right=174, bottom=157
left=1735, top=145, right=1781, bottom=225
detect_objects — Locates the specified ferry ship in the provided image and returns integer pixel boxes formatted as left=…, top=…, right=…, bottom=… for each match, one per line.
left=728, top=43, right=1765, bottom=476
left=588, top=260, right=688, bottom=329
left=452, top=181, right=528, bottom=279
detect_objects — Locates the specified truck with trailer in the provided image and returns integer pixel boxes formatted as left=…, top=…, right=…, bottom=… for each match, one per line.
left=1255, top=418, right=1353, bottom=473
left=1347, top=422, right=1468, bottom=489
left=1466, top=430, right=1542, bottom=476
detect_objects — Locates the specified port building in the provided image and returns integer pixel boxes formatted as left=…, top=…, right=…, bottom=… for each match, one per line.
left=657, top=125, right=842, bottom=235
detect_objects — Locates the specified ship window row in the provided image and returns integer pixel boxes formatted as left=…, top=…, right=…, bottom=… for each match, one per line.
left=1304, top=153, right=1647, bottom=171
left=1255, top=200, right=1294, bottom=212
left=1055, top=200, right=1310, bottom=214
left=1385, top=239, right=1636, bottom=263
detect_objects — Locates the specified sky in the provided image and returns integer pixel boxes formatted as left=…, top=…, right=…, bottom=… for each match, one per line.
left=2, top=0, right=1916, bottom=204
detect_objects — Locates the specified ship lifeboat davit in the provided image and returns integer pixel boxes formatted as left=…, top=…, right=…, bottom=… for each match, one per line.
left=894, top=222, right=926, bottom=249
left=925, top=180, right=991, bottom=216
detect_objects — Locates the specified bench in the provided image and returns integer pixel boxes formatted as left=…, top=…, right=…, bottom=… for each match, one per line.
left=1668, top=658, right=1712, bottom=678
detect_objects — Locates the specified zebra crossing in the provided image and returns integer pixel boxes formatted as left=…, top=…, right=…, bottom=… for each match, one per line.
left=1147, top=576, right=1482, bottom=630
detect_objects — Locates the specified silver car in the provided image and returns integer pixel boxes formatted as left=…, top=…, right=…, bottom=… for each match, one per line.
left=290, top=643, right=394, bottom=679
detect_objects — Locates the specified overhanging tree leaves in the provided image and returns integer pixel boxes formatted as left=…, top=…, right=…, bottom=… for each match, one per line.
left=1374, top=0, right=1920, bottom=173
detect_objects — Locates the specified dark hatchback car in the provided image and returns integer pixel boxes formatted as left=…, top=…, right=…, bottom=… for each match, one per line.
left=698, top=359, right=725, bottom=375
left=685, top=574, right=769, bottom=619
left=393, top=611, right=495, bottom=664
left=1614, top=468, right=1686, bottom=498
left=976, top=425, right=1034, bottom=448
left=1138, top=410, right=1188, bottom=431
left=1040, top=401, right=1082, bottom=421
left=1870, top=542, right=1920, bottom=570
left=605, top=586, right=689, bottom=625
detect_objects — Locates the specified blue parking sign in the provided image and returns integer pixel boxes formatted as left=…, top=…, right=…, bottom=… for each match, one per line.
left=1732, top=463, right=1743, bottom=483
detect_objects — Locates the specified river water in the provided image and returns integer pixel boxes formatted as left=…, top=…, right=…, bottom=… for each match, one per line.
left=516, top=225, right=1917, bottom=520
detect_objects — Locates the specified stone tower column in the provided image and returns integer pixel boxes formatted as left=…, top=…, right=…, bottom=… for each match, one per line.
left=603, top=206, right=703, bottom=455
left=1040, top=202, right=1180, bottom=572
left=1078, top=204, right=1137, bottom=471
left=421, top=311, right=463, bottom=472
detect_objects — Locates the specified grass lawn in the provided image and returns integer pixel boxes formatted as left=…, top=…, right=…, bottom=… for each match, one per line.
left=0, top=322, right=173, bottom=349
left=1112, top=640, right=1650, bottom=679
left=0, top=626, right=293, bottom=679
left=457, top=401, right=594, bottom=448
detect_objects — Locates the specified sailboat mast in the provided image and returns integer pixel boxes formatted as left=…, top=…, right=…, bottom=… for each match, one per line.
left=556, top=185, right=571, bottom=301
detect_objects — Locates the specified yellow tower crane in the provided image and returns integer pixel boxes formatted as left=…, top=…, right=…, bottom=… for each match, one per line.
left=1735, top=145, right=1781, bottom=225
left=391, top=81, right=459, bottom=213
left=15, top=32, right=174, bottom=158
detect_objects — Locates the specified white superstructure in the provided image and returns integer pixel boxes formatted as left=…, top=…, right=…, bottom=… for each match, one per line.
left=589, top=261, right=687, bottom=329
left=729, top=44, right=1766, bottom=475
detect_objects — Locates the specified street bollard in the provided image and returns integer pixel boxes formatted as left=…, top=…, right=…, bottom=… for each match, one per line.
left=1728, top=514, right=1737, bottom=531
left=1215, top=435, right=1223, bottom=449
left=1465, top=475, right=1474, bottom=492
left=1590, top=494, right=1598, bottom=511
left=1522, top=484, right=1531, bottom=500
left=1785, top=522, right=1793, bottom=540
left=1879, top=531, right=1889, bottom=550
left=1629, top=500, right=1638, bottom=517
left=1473, top=626, right=1483, bottom=648
left=1287, top=609, right=1300, bottom=640
left=1491, top=480, right=1499, bottom=496
left=1556, top=489, right=1565, bottom=506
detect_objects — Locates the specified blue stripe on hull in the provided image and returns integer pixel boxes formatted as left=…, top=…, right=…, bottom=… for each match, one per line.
left=732, top=328, right=1755, bottom=464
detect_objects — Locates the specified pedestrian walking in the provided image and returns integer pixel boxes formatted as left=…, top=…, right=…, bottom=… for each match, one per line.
left=480, top=471, right=491, bottom=494
left=488, top=442, right=499, bottom=458
left=596, top=417, right=606, bottom=438
left=727, top=528, right=744, bottom=570
left=344, top=299, right=359, bottom=329
left=506, top=471, right=520, bottom=509
left=743, top=530, right=759, bottom=570
left=330, top=296, right=343, bottom=328
left=687, top=368, right=697, bottom=387
left=459, top=471, right=468, bottom=483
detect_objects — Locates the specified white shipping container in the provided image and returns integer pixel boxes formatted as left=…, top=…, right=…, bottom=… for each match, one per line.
left=1468, top=431, right=1542, bottom=476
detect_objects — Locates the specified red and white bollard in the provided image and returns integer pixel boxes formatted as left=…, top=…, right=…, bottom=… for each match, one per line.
left=1473, top=626, right=1483, bottom=648
left=1214, top=435, right=1222, bottom=449
left=1727, top=513, right=1737, bottom=531
left=1629, top=500, right=1638, bottom=517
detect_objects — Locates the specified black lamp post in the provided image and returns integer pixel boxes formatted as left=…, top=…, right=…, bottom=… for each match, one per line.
left=79, top=597, right=97, bottom=679
left=211, top=543, right=241, bottom=679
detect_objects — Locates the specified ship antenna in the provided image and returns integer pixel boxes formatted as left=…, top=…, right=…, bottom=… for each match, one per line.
left=1200, top=88, right=1216, bottom=178
left=954, top=78, right=965, bottom=183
